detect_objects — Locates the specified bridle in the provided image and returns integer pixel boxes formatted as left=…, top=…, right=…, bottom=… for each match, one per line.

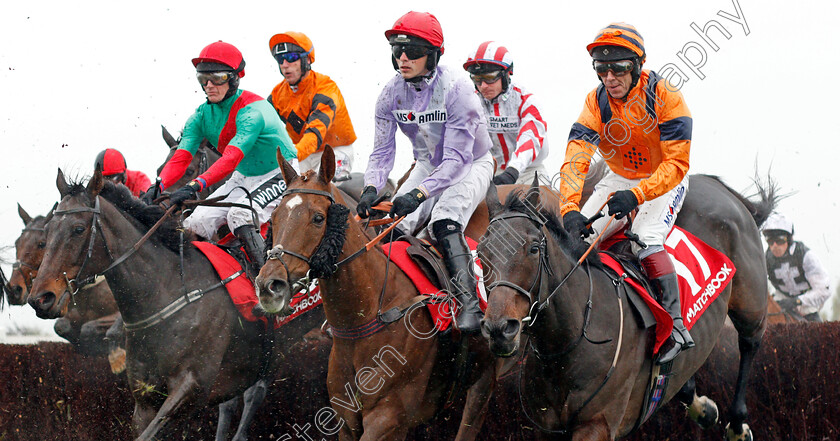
left=485, top=206, right=625, bottom=435
left=12, top=224, right=47, bottom=290
left=52, top=197, right=114, bottom=300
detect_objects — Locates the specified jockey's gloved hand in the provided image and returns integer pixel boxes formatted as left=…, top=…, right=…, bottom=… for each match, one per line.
left=356, top=186, right=379, bottom=219
left=492, top=167, right=519, bottom=185
left=168, top=181, right=201, bottom=207
left=562, top=210, right=593, bottom=239
left=777, top=296, right=801, bottom=311
left=140, top=183, right=160, bottom=205
left=390, top=188, right=426, bottom=218
left=607, top=190, right=639, bottom=219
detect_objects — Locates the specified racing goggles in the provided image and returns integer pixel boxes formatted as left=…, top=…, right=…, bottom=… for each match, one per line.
left=470, top=71, right=503, bottom=86
left=765, top=236, right=788, bottom=246
left=196, top=71, right=234, bottom=86
left=391, top=44, right=433, bottom=60
left=593, top=60, right=635, bottom=76
left=275, top=51, right=310, bottom=64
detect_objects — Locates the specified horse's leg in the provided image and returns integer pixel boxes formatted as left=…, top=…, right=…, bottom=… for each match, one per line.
left=677, top=376, right=719, bottom=429
left=105, top=314, right=126, bottom=374
left=230, top=379, right=269, bottom=441
left=570, top=415, right=611, bottom=441
left=359, top=406, right=410, bottom=441
left=135, top=371, right=201, bottom=441
left=132, top=401, right=158, bottom=440
left=453, top=359, right=498, bottom=441
left=723, top=334, right=759, bottom=441
left=216, top=395, right=240, bottom=441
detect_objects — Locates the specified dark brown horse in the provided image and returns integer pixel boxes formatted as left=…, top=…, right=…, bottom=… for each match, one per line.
left=28, top=169, right=324, bottom=441
left=256, top=147, right=572, bottom=440
left=479, top=175, right=773, bottom=441
left=7, top=203, right=120, bottom=355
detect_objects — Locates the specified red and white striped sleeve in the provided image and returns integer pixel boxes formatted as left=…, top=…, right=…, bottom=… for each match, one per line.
left=507, top=87, right=547, bottom=172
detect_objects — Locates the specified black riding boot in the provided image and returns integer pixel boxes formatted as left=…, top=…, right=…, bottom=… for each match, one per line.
left=434, top=220, right=482, bottom=333
left=235, top=225, right=266, bottom=280
left=652, top=273, right=695, bottom=364
left=642, top=249, right=695, bottom=365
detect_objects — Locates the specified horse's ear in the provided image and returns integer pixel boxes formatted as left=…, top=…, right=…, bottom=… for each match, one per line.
left=277, top=148, right=298, bottom=186
left=162, top=125, right=178, bottom=148
left=45, top=202, right=58, bottom=222
left=87, top=163, right=105, bottom=197
left=57, top=168, right=71, bottom=198
left=17, top=203, right=32, bottom=226
left=525, top=176, right=541, bottom=210
left=486, top=183, right=503, bottom=219
left=318, top=146, right=336, bottom=183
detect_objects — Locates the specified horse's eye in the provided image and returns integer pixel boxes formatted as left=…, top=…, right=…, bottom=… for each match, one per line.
left=530, top=242, right=541, bottom=254
left=37, top=241, right=46, bottom=249
left=313, top=213, right=325, bottom=224
left=186, top=168, right=196, bottom=176
left=73, top=225, right=86, bottom=235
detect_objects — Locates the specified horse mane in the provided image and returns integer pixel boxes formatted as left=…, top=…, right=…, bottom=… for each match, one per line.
left=502, top=191, right=601, bottom=266
left=701, top=174, right=780, bottom=227
left=97, top=181, right=194, bottom=253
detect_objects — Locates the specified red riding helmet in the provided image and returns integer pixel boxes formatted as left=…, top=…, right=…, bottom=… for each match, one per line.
left=95, top=149, right=126, bottom=176
left=385, top=11, right=444, bottom=53
left=192, top=41, right=246, bottom=78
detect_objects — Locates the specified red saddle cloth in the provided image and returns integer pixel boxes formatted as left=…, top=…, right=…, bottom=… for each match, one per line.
left=599, top=226, right=736, bottom=353
left=192, top=241, right=322, bottom=329
left=380, top=238, right=487, bottom=332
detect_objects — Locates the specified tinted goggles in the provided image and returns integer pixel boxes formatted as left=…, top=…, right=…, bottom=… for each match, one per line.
left=196, top=71, right=234, bottom=86
left=391, top=44, right=432, bottom=60
left=275, top=51, right=305, bottom=64
left=766, top=236, right=788, bottom=246
left=593, top=60, right=635, bottom=76
left=470, top=71, right=503, bottom=86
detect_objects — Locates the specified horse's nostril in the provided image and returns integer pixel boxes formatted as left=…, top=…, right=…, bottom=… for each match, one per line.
left=503, top=319, right=521, bottom=337
left=268, top=279, right=287, bottom=296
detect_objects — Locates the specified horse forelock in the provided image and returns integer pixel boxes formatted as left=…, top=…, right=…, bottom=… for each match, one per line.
left=502, top=191, right=600, bottom=266
left=98, top=181, right=193, bottom=253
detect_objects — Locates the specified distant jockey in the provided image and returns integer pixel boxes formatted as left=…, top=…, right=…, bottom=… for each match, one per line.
left=463, top=41, right=549, bottom=185
left=267, top=31, right=357, bottom=181
left=94, top=148, right=151, bottom=197
left=762, top=212, right=830, bottom=322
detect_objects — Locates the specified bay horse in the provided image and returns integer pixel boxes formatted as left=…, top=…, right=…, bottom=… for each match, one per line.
left=478, top=175, right=773, bottom=441
left=8, top=203, right=120, bottom=355
left=28, top=169, right=325, bottom=441
left=766, top=294, right=799, bottom=324
left=256, top=146, right=568, bottom=440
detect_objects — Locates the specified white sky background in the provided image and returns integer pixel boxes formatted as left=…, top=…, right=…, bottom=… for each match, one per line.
left=1, top=0, right=838, bottom=333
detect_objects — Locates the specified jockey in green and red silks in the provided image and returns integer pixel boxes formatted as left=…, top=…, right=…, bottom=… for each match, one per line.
left=150, top=40, right=297, bottom=278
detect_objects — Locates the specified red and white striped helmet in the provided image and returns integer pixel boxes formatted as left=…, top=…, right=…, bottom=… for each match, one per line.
left=463, top=41, right=513, bottom=73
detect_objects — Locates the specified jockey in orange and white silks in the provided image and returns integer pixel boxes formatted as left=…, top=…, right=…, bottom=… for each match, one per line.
left=559, top=23, right=694, bottom=365
left=463, top=41, right=549, bottom=185
left=762, top=213, right=830, bottom=321
left=267, top=31, right=357, bottom=181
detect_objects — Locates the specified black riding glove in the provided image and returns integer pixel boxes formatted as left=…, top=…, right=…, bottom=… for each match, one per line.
left=169, top=181, right=201, bottom=207
left=390, top=188, right=426, bottom=218
left=492, top=167, right=519, bottom=185
left=607, top=190, right=639, bottom=219
left=563, top=210, right=593, bottom=239
left=777, top=296, right=801, bottom=311
left=140, top=183, right=160, bottom=205
left=356, top=186, right=379, bottom=219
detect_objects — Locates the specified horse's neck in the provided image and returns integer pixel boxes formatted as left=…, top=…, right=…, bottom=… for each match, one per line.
left=530, top=247, right=594, bottom=358
left=319, top=220, right=415, bottom=330
left=97, top=204, right=187, bottom=322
